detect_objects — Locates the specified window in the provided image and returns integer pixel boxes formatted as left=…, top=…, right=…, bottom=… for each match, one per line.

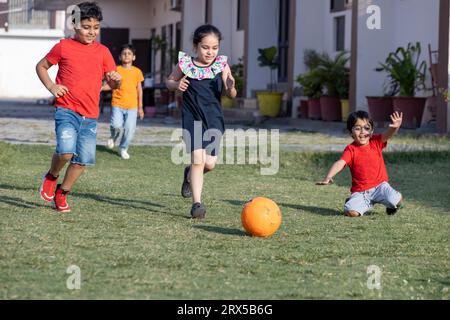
left=150, top=28, right=156, bottom=74
left=334, top=15, right=345, bottom=51
left=160, top=26, right=167, bottom=77
left=330, top=0, right=352, bottom=12
left=175, top=22, right=181, bottom=53
left=278, top=0, right=289, bottom=83
left=237, top=0, right=244, bottom=31
left=7, top=0, right=53, bottom=29
left=168, top=23, right=174, bottom=66
left=205, top=0, right=211, bottom=24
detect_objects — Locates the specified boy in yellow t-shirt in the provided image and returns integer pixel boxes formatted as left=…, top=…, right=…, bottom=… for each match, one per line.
left=105, top=44, right=145, bottom=159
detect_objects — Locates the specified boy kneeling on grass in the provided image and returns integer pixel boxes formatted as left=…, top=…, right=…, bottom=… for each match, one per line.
left=317, top=111, right=404, bottom=217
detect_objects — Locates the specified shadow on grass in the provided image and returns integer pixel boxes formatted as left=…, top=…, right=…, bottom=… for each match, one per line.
left=0, top=183, right=181, bottom=216
left=221, top=199, right=342, bottom=216
left=221, top=199, right=250, bottom=207
left=193, top=225, right=248, bottom=237
left=0, top=184, right=35, bottom=192
left=0, top=195, right=47, bottom=209
left=279, top=203, right=342, bottom=216
left=96, top=145, right=120, bottom=157
left=72, top=192, right=187, bottom=217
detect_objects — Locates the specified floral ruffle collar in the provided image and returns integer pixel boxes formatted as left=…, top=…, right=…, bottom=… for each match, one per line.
left=178, top=51, right=228, bottom=80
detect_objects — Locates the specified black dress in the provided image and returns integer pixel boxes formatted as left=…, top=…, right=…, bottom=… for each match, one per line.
left=178, top=52, right=228, bottom=156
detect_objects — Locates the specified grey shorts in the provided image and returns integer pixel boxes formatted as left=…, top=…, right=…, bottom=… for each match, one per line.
left=344, top=182, right=402, bottom=216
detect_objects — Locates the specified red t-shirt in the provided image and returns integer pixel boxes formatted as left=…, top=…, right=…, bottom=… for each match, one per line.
left=45, top=38, right=116, bottom=119
left=340, top=134, right=389, bottom=193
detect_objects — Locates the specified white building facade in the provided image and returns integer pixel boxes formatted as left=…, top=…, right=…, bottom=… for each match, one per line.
left=0, top=0, right=448, bottom=131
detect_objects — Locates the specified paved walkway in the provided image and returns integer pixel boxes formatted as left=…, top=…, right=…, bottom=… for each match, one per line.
left=0, top=99, right=448, bottom=152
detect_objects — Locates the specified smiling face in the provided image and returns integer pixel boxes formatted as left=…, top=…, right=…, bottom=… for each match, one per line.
left=74, top=18, right=100, bottom=45
left=194, top=33, right=220, bottom=65
left=351, top=118, right=373, bottom=146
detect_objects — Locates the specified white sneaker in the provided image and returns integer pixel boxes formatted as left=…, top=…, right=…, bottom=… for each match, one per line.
left=107, top=138, right=114, bottom=149
left=120, top=148, right=130, bottom=160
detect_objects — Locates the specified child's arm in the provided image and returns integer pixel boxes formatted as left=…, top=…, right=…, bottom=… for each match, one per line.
left=166, top=66, right=189, bottom=92
left=105, top=71, right=122, bottom=89
left=36, top=58, right=69, bottom=98
left=316, top=160, right=347, bottom=185
left=137, top=82, right=144, bottom=120
left=222, top=65, right=237, bottom=98
left=101, top=82, right=112, bottom=91
left=381, top=111, right=403, bottom=143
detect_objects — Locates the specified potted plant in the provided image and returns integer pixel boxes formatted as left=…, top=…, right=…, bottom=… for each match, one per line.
left=375, top=42, right=427, bottom=128
left=315, top=52, right=350, bottom=121
left=368, top=47, right=401, bottom=127
left=296, top=69, right=323, bottom=120
left=296, top=49, right=326, bottom=119
left=256, top=46, right=283, bottom=117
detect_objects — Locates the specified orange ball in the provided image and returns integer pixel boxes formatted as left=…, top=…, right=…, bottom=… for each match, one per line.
left=241, top=197, right=282, bottom=237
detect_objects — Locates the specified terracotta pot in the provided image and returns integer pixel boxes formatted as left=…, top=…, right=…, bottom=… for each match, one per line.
left=307, top=98, right=321, bottom=120
left=320, top=96, right=341, bottom=121
left=392, top=97, right=427, bottom=129
left=299, top=99, right=309, bottom=118
left=367, top=96, right=393, bottom=126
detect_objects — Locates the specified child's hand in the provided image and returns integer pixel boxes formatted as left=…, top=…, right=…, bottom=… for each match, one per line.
left=106, top=71, right=122, bottom=84
left=316, top=178, right=334, bottom=186
left=226, top=73, right=235, bottom=90
left=178, top=75, right=190, bottom=92
left=138, top=107, right=144, bottom=120
left=389, top=111, right=403, bottom=129
left=49, top=84, right=69, bottom=98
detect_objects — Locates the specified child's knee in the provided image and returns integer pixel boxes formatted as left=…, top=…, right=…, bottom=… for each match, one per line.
left=204, top=161, right=216, bottom=172
left=59, top=153, right=73, bottom=161
left=386, top=193, right=403, bottom=208
left=191, top=150, right=206, bottom=165
left=344, top=210, right=361, bottom=217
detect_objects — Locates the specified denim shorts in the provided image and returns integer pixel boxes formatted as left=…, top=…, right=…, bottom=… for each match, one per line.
left=344, top=182, right=402, bottom=215
left=54, top=107, right=97, bottom=166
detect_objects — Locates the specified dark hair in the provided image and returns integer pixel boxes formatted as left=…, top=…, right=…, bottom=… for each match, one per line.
left=73, top=2, right=103, bottom=23
left=192, top=24, right=222, bottom=46
left=120, top=44, right=136, bottom=55
left=346, top=110, right=374, bottom=132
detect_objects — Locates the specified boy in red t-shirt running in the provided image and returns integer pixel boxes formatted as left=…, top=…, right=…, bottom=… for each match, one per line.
left=317, top=111, right=404, bottom=217
left=36, top=2, right=121, bottom=213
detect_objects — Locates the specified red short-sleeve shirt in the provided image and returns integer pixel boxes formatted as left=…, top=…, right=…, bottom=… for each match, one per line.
left=46, top=38, right=116, bottom=119
left=340, top=134, right=389, bottom=193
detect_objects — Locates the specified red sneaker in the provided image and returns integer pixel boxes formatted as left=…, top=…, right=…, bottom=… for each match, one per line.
left=39, top=173, right=58, bottom=202
left=52, top=185, right=71, bottom=213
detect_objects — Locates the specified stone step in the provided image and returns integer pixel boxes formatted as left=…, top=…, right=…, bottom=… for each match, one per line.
left=222, top=107, right=258, bottom=124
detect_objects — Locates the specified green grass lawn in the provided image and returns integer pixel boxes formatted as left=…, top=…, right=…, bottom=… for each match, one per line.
left=0, top=141, right=449, bottom=300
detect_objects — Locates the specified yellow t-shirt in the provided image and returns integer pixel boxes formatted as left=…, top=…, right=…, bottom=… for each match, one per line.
left=111, top=66, right=145, bottom=109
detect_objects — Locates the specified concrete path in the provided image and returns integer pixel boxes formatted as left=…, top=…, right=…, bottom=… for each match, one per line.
left=1, top=99, right=448, bottom=152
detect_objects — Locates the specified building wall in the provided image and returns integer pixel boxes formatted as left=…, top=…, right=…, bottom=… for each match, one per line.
left=246, top=0, right=279, bottom=96
left=356, top=0, right=439, bottom=110
left=210, top=0, right=244, bottom=66
left=0, top=29, right=63, bottom=99
left=294, top=0, right=351, bottom=95
left=181, top=0, right=244, bottom=67
left=98, top=0, right=151, bottom=38
left=96, top=0, right=180, bottom=40
left=294, top=0, right=326, bottom=77
left=230, top=0, right=245, bottom=66
left=448, top=26, right=450, bottom=132
left=182, top=0, right=206, bottom=56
